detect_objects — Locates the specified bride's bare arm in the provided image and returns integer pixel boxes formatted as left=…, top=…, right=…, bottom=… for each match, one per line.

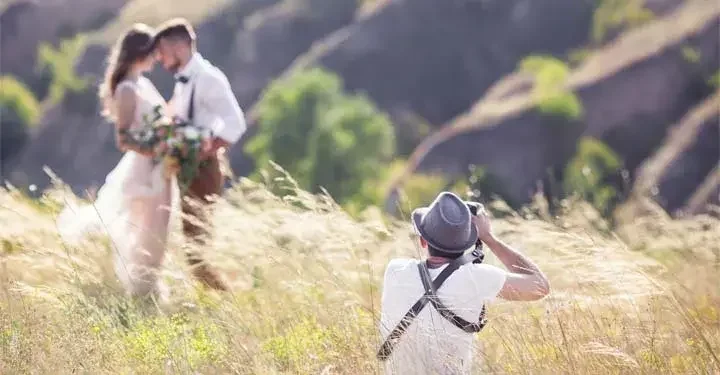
left=115, top=85, right=153, bottom=156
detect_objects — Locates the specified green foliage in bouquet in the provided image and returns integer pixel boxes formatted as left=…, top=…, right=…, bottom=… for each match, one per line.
left=119, top=105, right=171, bottom=153
left=122, top=105, right=211, bottom=193
left=162, top=122, right=208, bottom=193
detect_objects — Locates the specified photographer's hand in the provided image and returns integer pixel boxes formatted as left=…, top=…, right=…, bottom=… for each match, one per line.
left=471, top=205, right=550, bottom=301
left=472, top=204, right=493, bottom=243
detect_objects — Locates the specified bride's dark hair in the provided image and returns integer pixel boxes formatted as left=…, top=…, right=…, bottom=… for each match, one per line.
left=98, top=23, right=155, bottom=121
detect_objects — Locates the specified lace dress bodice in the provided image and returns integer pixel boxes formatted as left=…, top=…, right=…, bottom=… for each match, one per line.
left=116, top=76, right=167, bottom=130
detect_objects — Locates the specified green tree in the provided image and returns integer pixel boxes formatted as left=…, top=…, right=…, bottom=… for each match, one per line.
left=306, top=94, right=395, bottom=206
left=0, top=75, right=41, bottom=161
left=247, top=68, right=342, bottom=179
left=246, top=67, right=396, bottom=208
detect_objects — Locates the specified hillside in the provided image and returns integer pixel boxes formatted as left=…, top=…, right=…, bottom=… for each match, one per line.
left=0, top=0, right=127, bottom=95
left=386, top=0, right=720, bottom=212
left=1, top=177, right=719, bottom=373
left=280, top=0, right=596, bottom=127
left=632, top=91, right=720, bottom=214
left=3, top=0, right=360, bottom=191
left=2, top=1, right=719, bottom=373
left=1, top=0, right=718, bottom=221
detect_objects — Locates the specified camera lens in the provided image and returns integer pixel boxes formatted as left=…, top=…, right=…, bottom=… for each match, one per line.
left=466, top=202, right=479, bottom=216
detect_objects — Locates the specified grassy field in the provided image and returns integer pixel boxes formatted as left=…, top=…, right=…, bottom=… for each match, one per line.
left=1, top=168, right=719, bottom=374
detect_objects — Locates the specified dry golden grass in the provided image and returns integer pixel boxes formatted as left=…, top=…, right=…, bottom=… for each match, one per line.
left=1, top=168, right=719, bottom=374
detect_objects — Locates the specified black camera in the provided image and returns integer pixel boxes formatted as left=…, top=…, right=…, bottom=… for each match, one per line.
left=466, top=202, right=481, bottom=216
left=465, top=201, right=485, bottom=263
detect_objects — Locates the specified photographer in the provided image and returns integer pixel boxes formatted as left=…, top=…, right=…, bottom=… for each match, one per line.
left=378, top=191, right=550, bottom=374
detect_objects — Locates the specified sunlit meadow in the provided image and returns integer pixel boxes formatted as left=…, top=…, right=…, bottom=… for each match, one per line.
left=1, top=166, right=718, bottom=374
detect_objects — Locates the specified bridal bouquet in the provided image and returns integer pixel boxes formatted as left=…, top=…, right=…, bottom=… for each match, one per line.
left=123, top=105, right=212, bottom=192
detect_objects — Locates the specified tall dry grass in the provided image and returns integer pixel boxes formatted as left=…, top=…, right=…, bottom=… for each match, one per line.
left=1, top=169, right=719, bottom=374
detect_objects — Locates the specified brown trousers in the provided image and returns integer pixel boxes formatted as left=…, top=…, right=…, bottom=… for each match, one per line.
left=181, top=155, right=229, bottom=291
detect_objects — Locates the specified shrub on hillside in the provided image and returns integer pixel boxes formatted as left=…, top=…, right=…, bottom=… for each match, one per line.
left=0, top=76, right=41, bottom=126
left=520, top=55, right=583, bottom=120
left=709, top=71, right=720, bottom=88
left=592, top=0, right=654, bottom=44
left=246, top=68, right=340, bottom=176
left=378, top=159, right=451, bottom=214
left=36, top=35, right=89, bottom=104
left=246, top=67, right=396, bottom=210
left=563, top=137, right=624, bottom=216
left=0, top=75, right=41, bottom=161
left=381, top=161, right=514, bottom=219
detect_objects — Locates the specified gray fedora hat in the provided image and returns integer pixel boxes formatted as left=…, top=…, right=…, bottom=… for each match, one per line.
left=412, top=191, right=478, bottom=253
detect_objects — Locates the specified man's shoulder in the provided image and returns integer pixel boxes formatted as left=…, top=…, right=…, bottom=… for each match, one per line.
left=469, top=262, right=505, bottom=273
left=382, top=259, right=422, bottom=290
left=465, top=263, right=508, bottom=297
left=386, top=257, right=419, bottom=268
left=384, top=258, right=419, bottom=275
left=468, top=263, right=507, bottom=280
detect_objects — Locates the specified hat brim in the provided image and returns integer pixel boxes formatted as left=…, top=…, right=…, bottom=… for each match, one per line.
left=412, top=207, right=478, bottom=253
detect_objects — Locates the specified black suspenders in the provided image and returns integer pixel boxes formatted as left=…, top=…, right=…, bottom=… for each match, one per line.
left=377, top=251, right=488, bottom=361
left=187, top=83, right=195, bottom=121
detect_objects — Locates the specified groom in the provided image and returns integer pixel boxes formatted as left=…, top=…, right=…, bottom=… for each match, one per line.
left=153, top=18, right=247, bottom=291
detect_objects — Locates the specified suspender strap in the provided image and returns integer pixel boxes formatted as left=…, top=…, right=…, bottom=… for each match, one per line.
left=419, top=261, right=487, bottom=333
left=376, top=287, right=433, bottom=361
left=376, top=252, right=487, bottom=361
left=187, top=83, right=196, bottom=121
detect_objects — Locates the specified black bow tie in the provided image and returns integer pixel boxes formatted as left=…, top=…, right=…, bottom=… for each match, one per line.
left=176, top=75, right=189, bottom=84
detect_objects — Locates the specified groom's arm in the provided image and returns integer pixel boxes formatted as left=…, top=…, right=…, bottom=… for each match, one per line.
left=201, top=70, right=247, bottom=152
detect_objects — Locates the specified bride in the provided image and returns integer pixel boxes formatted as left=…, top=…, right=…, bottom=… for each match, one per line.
left=56, top=23, right=177, bottom=302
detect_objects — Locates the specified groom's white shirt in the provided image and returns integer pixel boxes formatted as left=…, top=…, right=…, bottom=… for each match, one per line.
left=172, top=52, right=247, bottom=144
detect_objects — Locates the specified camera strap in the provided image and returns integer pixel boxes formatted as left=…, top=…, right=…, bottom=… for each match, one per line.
left=376, top=251, right=488, bottom=361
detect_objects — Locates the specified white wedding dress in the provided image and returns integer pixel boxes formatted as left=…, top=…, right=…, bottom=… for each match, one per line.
left=56, top=76, right=178, bottom=300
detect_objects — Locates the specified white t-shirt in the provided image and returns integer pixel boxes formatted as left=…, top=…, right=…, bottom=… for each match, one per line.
left=379, top=258, right=507, bottom=375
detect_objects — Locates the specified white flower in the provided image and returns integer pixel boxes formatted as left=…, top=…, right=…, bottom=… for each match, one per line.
left=183, top=127, right=200, bottom=140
